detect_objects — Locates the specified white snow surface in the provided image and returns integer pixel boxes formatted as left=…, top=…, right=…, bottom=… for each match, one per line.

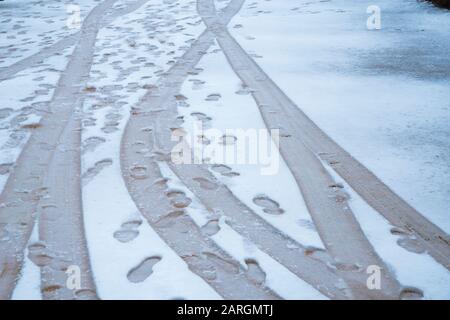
left=230, top=0, right=450, bottom=233
left=0, top=0, right=99, bottom=67
left=159, top=162, right=327, bottom=299
left=81, top=0, right=220, bottom=299
left=2, top=0, right=450, bottom=300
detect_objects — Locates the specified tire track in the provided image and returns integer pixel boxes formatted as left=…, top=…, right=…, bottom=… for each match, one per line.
left=37, top=114, right=97, bottom=300
left=121, top=118, right=278, bottom=299
left=197, top=0, right=450, bottom=272
left=0, top=0, right=148, bottom=299
left=120, top=2, right=281, bottom=299
left=197, top=0, right=406, bottom=299
left=121, top=0, right=351, bottom=300
left=0, top=0, right=150, bottom=82
left=168, top=163, right=350, bottom=299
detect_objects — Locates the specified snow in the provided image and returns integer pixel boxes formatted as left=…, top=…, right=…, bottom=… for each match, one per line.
left=229, top=0, right=450, bottom=298
left=321, top=158, right=450, bottom=299
left=2, top=0, right=449, bottom=300
left=0, top=45, right=74, bottom=194
left=178, top=41, right=324, bottom=249
left=11, top=224, right=42, bottom=300
left=230, top=0, right=450, bottom=233
left=159, top=162, right=327, bottom=300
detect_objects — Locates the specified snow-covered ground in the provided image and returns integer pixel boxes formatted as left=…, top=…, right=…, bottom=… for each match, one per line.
left=0, top=46, right=74, bottom=193
left=176, top=32, right=450, bottom=300
left=230, top=0, right=450, bottom=233
left=1, top=0, right=449, bottom=300
left=178, top=41, right=324, bottom=249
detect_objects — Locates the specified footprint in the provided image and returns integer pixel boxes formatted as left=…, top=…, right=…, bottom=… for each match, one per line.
left=127, top=256, right=162, bottom=283
left=211, top=164, right=239, bottom=177
left=390, top=227, right=411, bottom=236
left=105, top=113, right=123, bottom=121
left=187, top=67, right=203, bottom=75
left=113, top=229, right=139, bottom=243
left=0, top=108, right=13, bottom=119
left=297, top=219, right=316, bottom=230
left=188, top=79, right=205, bottom=90
left=42, top=285, right=63, bottom=295
left=332, top=262, right=362, bottom=272
left=121, top=219, right=142, bottom=229
left=197, top=135, right=211, bottom=145
left=235, top=86, right=253, bottom=95
left=153, top=177, right=169, bottom=187
left=27, top=242, right=53, bottom=267
left=83, top=136, right=106, bottom=154
left=328, top=183, right=344, bottom=191
left=253, top=195, right=284, bottom=215
left=129, top=165, right=149, bottom=180
left=101, top=120, right=119, bottom=134
left=83, top=117, right=96, bottom=127
left=0, top=163, right=13, bottom=175
left=21, top=123, right=42, bottom=130
left=245, top=259, right=266, bottom=285
left=303, top=246, right=331, bottom=263
left=154, top=210, right=185, bottom=228
left=74, top=289, right=97, bottom=300
left=190, top=112, right=212, bottom=128
left=174, top=94, right=187, bottom=101
left=113, top=219, right=142, bottom=243
left=84, top=86, right=97, bottom=93
left=396, top=237, right=426, bottom=254
left=182, top=254, right=217, bottom=281
left=82, top=159, right=113, bottom=185
left=204, top=252, right=239, bottom=274
left=166, top=189, right=192, bottom=208
left=219, top=135, right=237, bottom=145
left=205, top=93, right=221, bottom=101
left=400, top=287, right=424, bottom=300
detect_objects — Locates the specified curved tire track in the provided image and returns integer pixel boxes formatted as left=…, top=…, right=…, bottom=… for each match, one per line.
left=0, top=0, right=149, bottom=299
left=198, top=0, right=406, bottom=299
left=0, top=0, right=150, bottom=82
left=121, top=0, right=351, bottom=300
left=120, top=1, right=281, bottom=299
left=197, top=0, right=450, bottom=273
left=37, top=114, right=97, bottom=300
left=121, top=119, right=278, bottom=299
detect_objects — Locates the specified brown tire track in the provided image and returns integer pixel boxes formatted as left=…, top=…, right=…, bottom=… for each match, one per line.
left=198, top=0, right=450, bottom=272
left=138, top=66, right=350, bottom=299
left=0, top=0, right=149, bottom=299
left=120, top=0, right=351, bottom=300
left=119, top=1, right=281, bottom=299
left=198, top=0, right=405, bottom=299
